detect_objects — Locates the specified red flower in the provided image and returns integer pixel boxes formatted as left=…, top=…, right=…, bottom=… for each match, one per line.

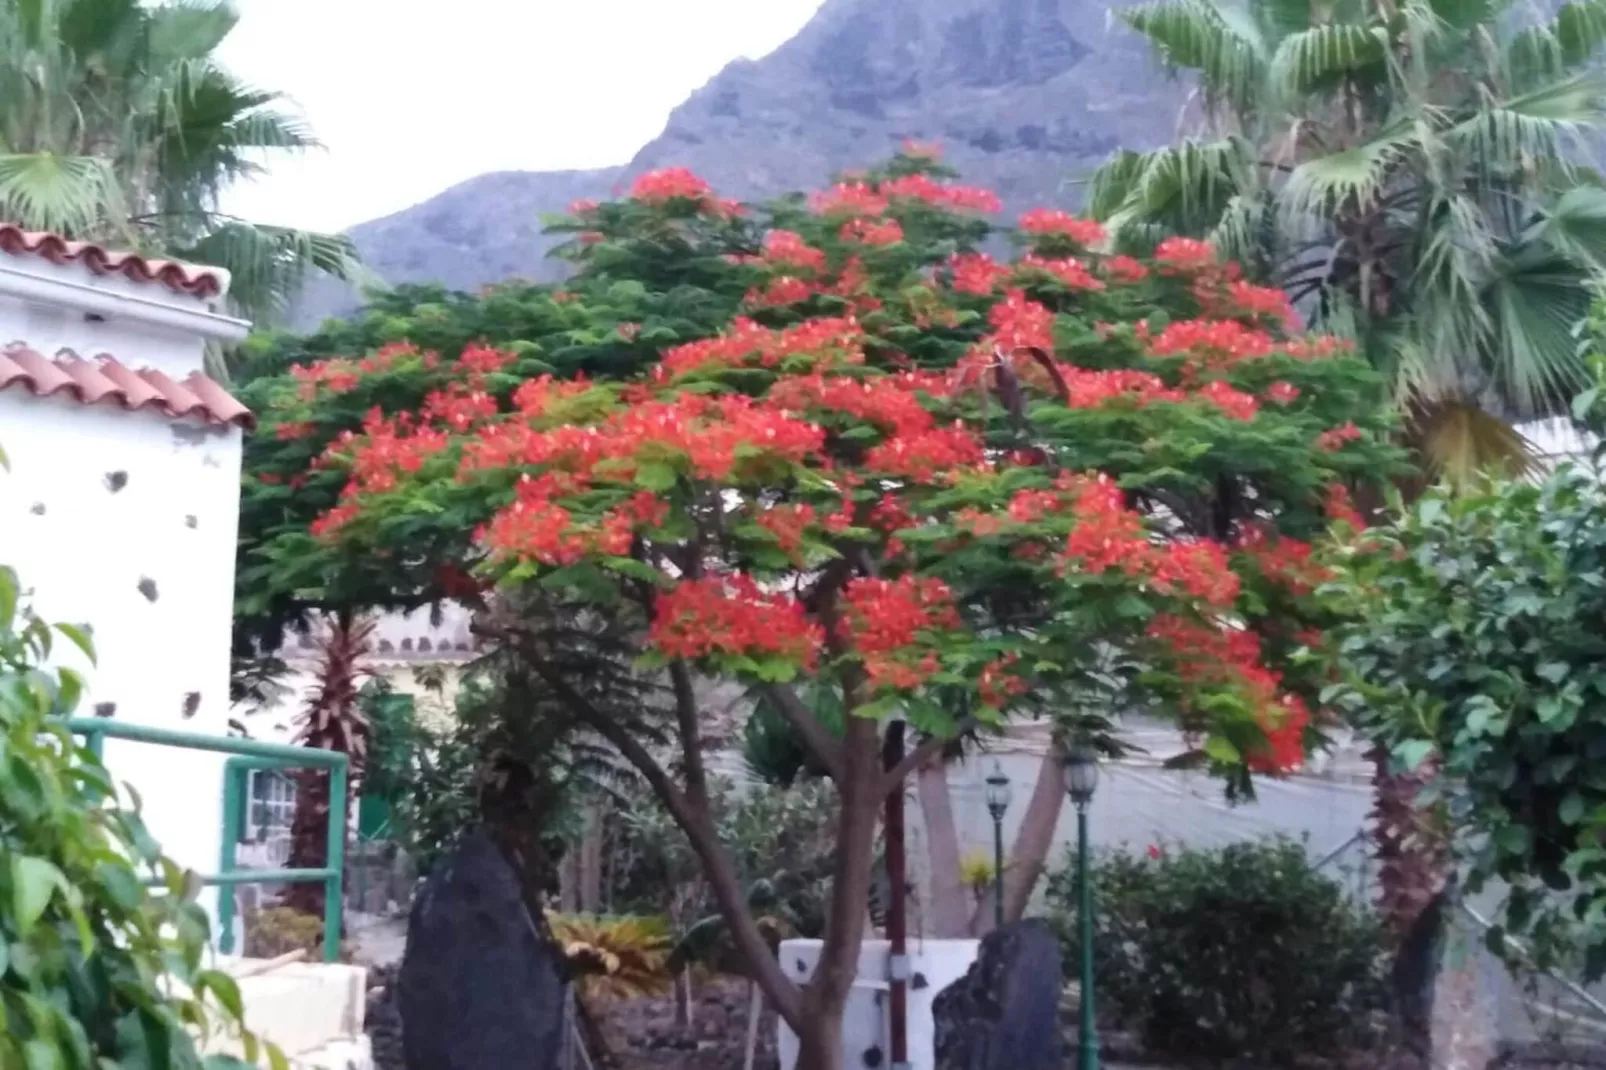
left=650, top=575, right=822, bottom=668
left=1154, top=237, right=1218, bottom=274
left=839, top=218, right=905, bottom=246
left=1019, top=209, right=1107, bottom=247
left=1016, top=254, right=1104, bottom=292
left=756, top=503, right=817, bottom=557
left=1265, top=381, right=1301, bottom=405
left=949, top=252, right=1010, bottom=295
left=1316, top=422, right=1362, bottom=452
left=1102, top=255, right=1150, bottom=284
left=1195, top=379, right=1260, bottom=421
left=988, top=289, right=1056, bottom=353
left=630, top=167, right=714, bottom=204
left=1147, top=844, right=1163, bottom=860
left=809, top=181, right=888, bottom=218
left=762, top=230, right=828, bottom=274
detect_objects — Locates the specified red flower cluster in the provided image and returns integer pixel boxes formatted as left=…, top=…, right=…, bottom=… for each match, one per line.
left=1227, top=280, right=1300, bottom=330
left=1146, top=614, right=1307, bottom=773
left=1154, top=237, right=1218, bottom=274
left=1316, top=422, right=1362, bottom=452
left=762, top=230, right=828, bottom=274
left=650, top=575, right=822, bottom=668
left=840, top=575, right=961, bottom=689
left=1060, top=474, right=1241, bottom=607
left=756, top=503, right=817, bottom=557
left=290, top=344, right=431, bottom=400
left=276, top=420, right=316, bottom=441
left=769, top=371, right=941, bottom=436
left=879, top=173, right=1002, bottom=213
left=1325, top=484, right=1366, bottom=530
left=864, top=425, right=987, bottom=482
left=745, top=276, right=815, bottom=308
left=660, top=316, right=866, bottom=378
left=839, top=218, right=905, bottom=246
left=512, top=374, right=595, bottom=417
left=949, top=252, right=1010, bottom=295
left=988, top=289, right=1056, bottom=352
left=482, top=473, right=638, bottom=565
left=1147, top=318, right=1276, bottom=367
left=1019, top=209, right=1107, bottom=247
left=809, top=182, right=889, bottom=218
left=457, top=344, right=517, bottom=377
left=423, top=384, right=499, bottom=431
left=1017, top=254, right=1104, bottom=292
left=1195, top=379, right=1259, bottom=421
left=461, top=392, right=825, bottom=485
left=1102, top=255, right=1149, bottom=284
left=1266, top=381, right=1301, bottom=405
left=1239, top=528, right=1333, bottom=596
left=978, top=653, right=1029, bottom=708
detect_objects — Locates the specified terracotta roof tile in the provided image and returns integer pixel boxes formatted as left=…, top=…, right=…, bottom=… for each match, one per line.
left=0, top=224, right=226, bottom=299
left=0, top=345, right=255, bottom=430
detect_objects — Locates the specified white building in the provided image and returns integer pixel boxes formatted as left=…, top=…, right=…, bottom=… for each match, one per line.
left=0, top=224, right=253, bottom=919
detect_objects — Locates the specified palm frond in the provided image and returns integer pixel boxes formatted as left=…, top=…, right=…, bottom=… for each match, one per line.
left=0, top=152, right=125, bottom=236
left=1449, top=75, right=1606, bottom=173
left=178, top=222, right=366, bottom=325
left=1270, top=23, right=1388, bottom=97
left=1483, top=252, right=1594, bottom=418
left=1410, top=397, right=1539, bottom=484
left=1123, top=0, right=1269, bottom=111
left=1279, top=128, right=1412, bottom=224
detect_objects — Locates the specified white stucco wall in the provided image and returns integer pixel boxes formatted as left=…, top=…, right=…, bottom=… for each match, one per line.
left=0, top=371, right=241, bottom=918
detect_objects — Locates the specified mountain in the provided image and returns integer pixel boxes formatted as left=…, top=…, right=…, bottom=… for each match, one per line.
left=294, top=0, right=1184, bottom=326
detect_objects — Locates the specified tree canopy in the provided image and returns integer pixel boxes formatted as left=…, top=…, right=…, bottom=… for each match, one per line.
left=233, top=148, right=1402, bottom=1061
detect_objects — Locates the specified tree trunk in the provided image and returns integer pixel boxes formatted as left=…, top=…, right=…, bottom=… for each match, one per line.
left=973, top=741, right=1066, bottom=934
left=1371, top=744, right=1450, bottom=1061
left=282, top=769, right=335, bottom=918
left=793, top=716, right=883, bottom=1070
left=915, top=754, right=968, bottom=938
left=794, top=1006, right=846, bottom=1070
left=577, top=800, right=604, bottom=913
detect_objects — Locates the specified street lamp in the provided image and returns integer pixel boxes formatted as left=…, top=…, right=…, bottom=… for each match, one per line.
left=1064, top=742, right=1101, bottom=1070
left=983, top=760, right=1012, bottom=932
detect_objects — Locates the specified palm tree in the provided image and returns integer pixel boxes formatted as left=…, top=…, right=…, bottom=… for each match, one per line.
left=1089, top=0, right=1606, bottom=479
left=282, top=612, right=374, bottom=921
left=0, top=0, right=363, bottom=329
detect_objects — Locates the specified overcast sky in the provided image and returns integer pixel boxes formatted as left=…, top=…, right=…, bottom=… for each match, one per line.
left=215, top=0, right=825, bottom=235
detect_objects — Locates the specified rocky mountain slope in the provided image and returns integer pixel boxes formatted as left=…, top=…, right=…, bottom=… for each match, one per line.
left=295, top=0, right=1185, bottom=325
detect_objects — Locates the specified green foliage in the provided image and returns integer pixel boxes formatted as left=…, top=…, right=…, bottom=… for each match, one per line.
left=1047, top=837, right=1387, bottom=1062
left=1094, top=0, right=1606, bottom=475
left=609, top=778, right=846, bottom=969
left=1327, top=364, right=1606, bottom=974
left=0, top=563, right=280, bottom=1068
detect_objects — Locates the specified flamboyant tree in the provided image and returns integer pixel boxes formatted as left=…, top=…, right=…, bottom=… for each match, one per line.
left=235, top=149, right=1398, bottom=1068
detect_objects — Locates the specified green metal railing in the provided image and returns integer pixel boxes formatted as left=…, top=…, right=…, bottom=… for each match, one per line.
left=65, top=718, right=348, bottom=963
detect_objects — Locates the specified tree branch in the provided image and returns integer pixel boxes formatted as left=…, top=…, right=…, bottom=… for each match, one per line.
left=880, top=719, right=978, bottom=794
left=668, top=659, right=709, bottom=798
left=759, top=683, right=846, bottom=782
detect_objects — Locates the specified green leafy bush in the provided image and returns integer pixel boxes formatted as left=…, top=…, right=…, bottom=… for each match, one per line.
left=0, top=563, right=277, bottom=1068
left=1047, top=837, right=1387, bottom=1063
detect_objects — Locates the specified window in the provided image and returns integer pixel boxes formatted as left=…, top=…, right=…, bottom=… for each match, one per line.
left=247, top=769, right=296, bottom=844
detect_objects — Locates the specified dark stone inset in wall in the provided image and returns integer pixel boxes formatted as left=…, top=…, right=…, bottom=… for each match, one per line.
left=29, top=502, right=44, bottom=515
left=137, top=577, right=158, bottom=602
left=93, top=702, right=116, bottom=718
left=104, top=471, right=127, bottom=493
left=185, top=515, right=198, bottom=529
left=182, top=692, right=201, bottom=719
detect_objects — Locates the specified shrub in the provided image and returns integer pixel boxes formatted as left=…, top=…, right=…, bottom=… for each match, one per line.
left=548, top=914, right=672, bottom=1001
left=1046, top=836, right=1387, bottom=1063
left=243, top=904, right=327, bottom=960
left=0, top=561, right=273, bottom=1067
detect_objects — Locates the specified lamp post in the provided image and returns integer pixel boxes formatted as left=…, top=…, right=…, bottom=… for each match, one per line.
left=1064, top=742, right=1101, bottom=1070
left=983, top=760, right=1012, bottom=932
